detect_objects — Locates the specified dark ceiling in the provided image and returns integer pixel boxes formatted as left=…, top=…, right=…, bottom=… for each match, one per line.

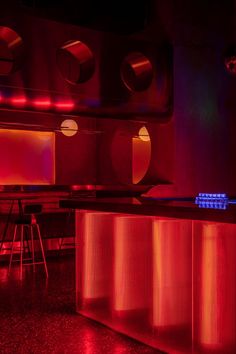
left=19, top=0, right=152, bottom=34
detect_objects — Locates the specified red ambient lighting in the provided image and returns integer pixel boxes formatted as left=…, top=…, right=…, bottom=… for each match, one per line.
left=0, top=129, right=55, bottom=185
left=0, top=94, right=78, bottom=113
left=33, top=99, right=52, bottom=109
left=54, top=101, right=75, bottom=111
left=10, top=96, right=27, bottom=107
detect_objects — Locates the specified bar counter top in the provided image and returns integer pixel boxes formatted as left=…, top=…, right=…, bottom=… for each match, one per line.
left=60, top=197, right=236, bottom=223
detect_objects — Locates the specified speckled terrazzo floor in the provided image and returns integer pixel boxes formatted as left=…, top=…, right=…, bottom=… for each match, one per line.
left=0, top=255, right=161, bottom=354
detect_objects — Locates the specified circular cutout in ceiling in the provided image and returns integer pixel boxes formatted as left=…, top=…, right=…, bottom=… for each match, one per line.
left=57, top=40, right=95, bottom=84
left=224, top=45, right=236, bottom=75
left=121, top=52, right=153, bottom=92
left=0, top=26, right=23, bottom=75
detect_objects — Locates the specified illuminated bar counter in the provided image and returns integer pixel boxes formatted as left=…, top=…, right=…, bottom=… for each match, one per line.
left=60, top=197, right=236, bottom=354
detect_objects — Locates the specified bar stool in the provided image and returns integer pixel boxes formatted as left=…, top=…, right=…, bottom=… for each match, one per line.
left=8, top=204, right=48, bottom=278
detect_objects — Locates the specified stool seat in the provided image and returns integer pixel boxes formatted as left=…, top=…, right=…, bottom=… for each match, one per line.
left=8, top=203, right=48, bottom=278
left=24, top=204, right=42, bottom=214
left=15, top=216, right=32, bottom=224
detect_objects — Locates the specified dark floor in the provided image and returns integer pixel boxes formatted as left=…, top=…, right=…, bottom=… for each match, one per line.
left=0, top=255, right=160, bottom=354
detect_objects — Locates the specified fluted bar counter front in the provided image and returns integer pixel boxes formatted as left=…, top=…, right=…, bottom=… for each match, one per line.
left=60, top=197, right=236, bottom=354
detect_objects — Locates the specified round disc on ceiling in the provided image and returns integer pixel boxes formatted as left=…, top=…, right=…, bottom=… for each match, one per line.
left=121, top=52, right=153, bottom=92
left=0, top=26, right=24, bottom=75
left=57, top=40, right=95, bottom=84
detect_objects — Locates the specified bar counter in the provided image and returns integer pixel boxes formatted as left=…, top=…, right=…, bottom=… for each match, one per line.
left=60, top=196, right=236, bottom=223
left=60, top=197, right=236, bottom=354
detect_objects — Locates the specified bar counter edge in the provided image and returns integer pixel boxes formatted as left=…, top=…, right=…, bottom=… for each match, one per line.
left=59, top=197, right=236, bottom=223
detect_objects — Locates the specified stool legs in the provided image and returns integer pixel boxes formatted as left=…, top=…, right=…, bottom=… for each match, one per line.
left=20, top=225, right=24, bottom=279
left=36, top=224, right=48, bottom=278
left=30, top=226, right=35, bottom=272
left=8, top=223, right=48, bottom=278
left=8, top=224, right=17, bottom=273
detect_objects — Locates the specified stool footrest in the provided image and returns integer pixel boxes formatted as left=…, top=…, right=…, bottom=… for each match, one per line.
left=23, top=261, right=45, bottom=266
left=11, top=257, right=33, bottom=262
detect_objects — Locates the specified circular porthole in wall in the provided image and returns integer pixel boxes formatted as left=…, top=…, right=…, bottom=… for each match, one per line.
left=57, top=40, right=95, bottom=84
left=132, top=126, right=151, bottom=184
left=138, top=126, right=150, bottom=142
left=0, top=26, right=24, bottom=75
left=60, top=119, right=78, bottom=137
left=120, top=52, right=153, bottom=92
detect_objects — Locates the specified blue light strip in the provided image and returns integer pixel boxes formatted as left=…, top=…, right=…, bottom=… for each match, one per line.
left=195, top=193, right=228, bottom=209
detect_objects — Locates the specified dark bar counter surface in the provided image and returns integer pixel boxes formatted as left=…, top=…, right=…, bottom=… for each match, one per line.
left=60, top=196, right=236, bottom=223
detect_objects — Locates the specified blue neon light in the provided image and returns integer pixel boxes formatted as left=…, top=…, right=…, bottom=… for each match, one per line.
left=195, top=193, right=228, bottom=209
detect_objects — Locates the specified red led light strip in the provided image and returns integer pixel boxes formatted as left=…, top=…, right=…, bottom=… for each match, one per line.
left=0, top=95, right=75, bottom=112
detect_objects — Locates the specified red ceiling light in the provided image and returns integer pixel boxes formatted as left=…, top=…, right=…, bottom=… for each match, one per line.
left=33, top=99, right=52, bottom=109
left=0, top=83, right=79, bottom=113
left=54, top=101, right=75, bottom=111
left=10, top=96, right=27, bottom=107
left=0, top=93, right=78, bottom=113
